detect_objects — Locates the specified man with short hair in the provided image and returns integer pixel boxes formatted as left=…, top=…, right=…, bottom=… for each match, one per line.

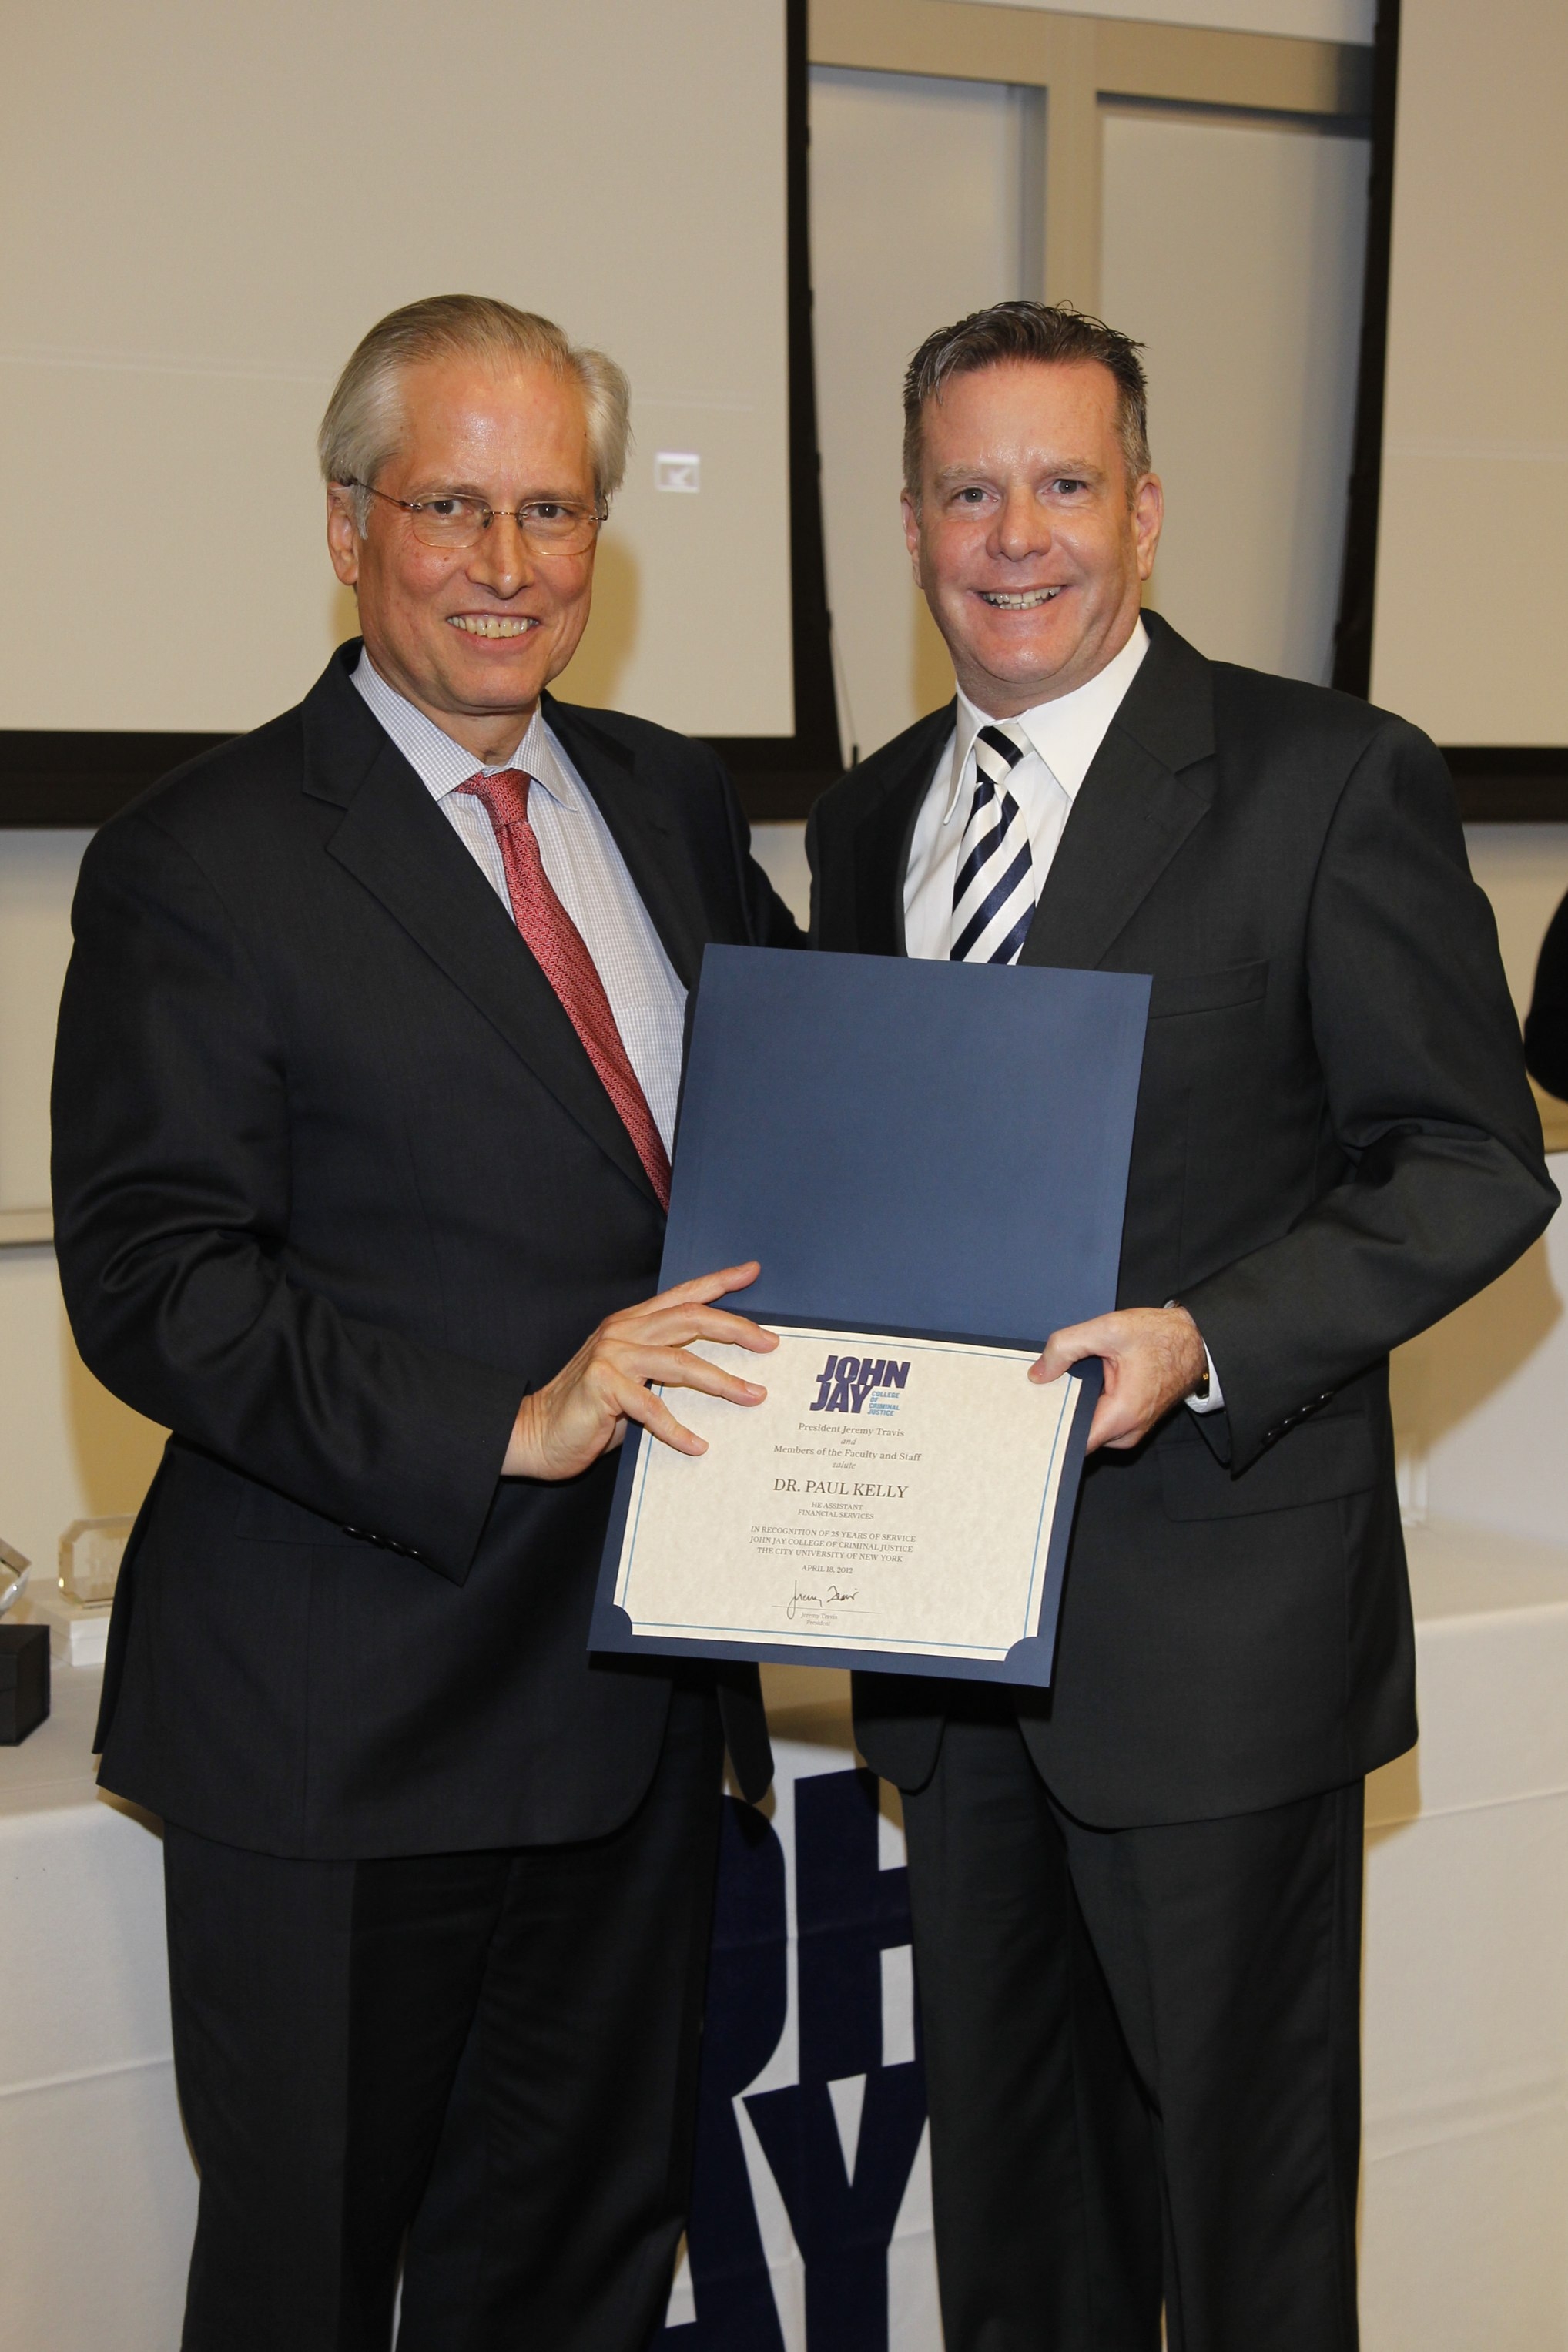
left=808, top=300, right=1554, bottom=2350
left=52, top=294, right=796, bottom=2351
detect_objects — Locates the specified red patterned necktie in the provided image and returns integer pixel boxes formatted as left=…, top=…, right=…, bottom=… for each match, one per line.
left=457, top=770, right=672, bottom=1209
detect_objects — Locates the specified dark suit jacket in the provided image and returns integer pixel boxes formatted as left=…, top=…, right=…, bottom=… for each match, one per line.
left=1524, top=887, right=1568, bottom=1100
left=809, top=611, right=1556, bottom=1826
left=52, top=642, right=801, bottom=1859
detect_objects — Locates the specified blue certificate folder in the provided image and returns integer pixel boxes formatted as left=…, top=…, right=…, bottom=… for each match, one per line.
left=591, top=946, right=1151, bottom=1685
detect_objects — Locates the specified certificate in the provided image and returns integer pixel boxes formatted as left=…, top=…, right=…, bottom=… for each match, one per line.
left=599, top=1324, right=1094, bottom=1684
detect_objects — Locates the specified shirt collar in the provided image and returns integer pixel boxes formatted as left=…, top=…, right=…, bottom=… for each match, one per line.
left=351, top=648, right=578, bottom=812
left=943, top=616, right=1151, bottom=823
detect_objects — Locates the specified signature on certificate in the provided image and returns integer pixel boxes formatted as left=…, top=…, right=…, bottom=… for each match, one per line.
left=786, top=1578, right=860, bottom=1618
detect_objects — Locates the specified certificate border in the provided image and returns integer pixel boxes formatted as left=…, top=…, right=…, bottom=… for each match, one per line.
left=589, top=1318, right=1102, bottom=1687
left=615, top=1328, right=1068, bottom=1656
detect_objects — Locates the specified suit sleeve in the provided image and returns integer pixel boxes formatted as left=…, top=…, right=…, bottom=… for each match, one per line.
left=1179, top=718, right=1557, bottom=1473
left=51, top=811, right=524, bottom=1581
left=715, top=753, right=808, bottom=950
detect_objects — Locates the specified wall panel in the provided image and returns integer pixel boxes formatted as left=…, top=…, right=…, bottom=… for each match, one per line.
left=1101, top=103, right=1368, bottom=683
left=1369, top=0, right=1568, bottom=745
left=809, top=65, right=1033, bottom=755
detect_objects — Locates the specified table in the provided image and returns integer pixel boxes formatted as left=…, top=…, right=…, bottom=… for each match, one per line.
left=1361, top=1520, right=1568, bottom=2351
left=5, top=1520, right=1566, bottom=2350
left=0, top=1667, right=193, bottom=2352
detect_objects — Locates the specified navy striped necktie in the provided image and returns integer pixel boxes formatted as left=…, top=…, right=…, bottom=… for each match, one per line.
left=950, top=721, right=1037, bottom=965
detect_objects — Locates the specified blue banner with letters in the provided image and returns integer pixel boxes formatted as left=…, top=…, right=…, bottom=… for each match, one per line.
left=660, top=1726, right=936, bottom=2351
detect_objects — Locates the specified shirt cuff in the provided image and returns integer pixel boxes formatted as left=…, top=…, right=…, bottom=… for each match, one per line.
left=1164, top=1300, right=1224, bottom=1415
left=1187, top=1342, right=1225, bottom=1415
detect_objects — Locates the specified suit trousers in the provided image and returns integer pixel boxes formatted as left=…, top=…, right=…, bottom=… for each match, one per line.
left=899, top=1700, right=1364, bottom=2352
left=162, top=1681, right=725, bottom=2352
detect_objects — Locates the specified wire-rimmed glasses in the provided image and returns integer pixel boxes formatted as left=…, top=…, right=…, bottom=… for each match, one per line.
left=342, top=478, right=606, bottom=555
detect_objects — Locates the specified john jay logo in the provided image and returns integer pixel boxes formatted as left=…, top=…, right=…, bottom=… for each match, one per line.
left=808, top=1353, right=910, bottom=1417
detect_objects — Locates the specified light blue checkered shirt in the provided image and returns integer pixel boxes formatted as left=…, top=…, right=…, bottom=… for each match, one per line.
left=353, top=651, right=686, bottom=1152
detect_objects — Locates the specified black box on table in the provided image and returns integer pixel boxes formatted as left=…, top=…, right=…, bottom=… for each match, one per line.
left=0, top=1623, right=50, bottom=1744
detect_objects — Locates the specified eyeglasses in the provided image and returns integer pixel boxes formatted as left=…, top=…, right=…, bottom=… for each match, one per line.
left=342, top=479, right=607, bottom=555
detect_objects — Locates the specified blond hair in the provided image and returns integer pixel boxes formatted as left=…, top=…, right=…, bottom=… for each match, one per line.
left=319, top=294, right=630, bottom=528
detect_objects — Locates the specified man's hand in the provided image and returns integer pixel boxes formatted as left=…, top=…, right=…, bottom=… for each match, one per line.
left=1030, top=1305, right=1207, bottom=1453
left=502, top=1262, right=778, bottom=1482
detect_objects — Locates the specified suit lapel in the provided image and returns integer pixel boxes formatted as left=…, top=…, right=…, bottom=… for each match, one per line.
left=850, top=706, right=953, bottom=955
left=1020, top=613, right=1217, bottom=972
left=544, top=697, right=707, bottom=990
left=303, top=655, right=656, bottom=1204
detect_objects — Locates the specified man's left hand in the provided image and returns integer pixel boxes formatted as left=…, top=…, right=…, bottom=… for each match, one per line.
left=1030, top=1305, right=1207, bottom=1452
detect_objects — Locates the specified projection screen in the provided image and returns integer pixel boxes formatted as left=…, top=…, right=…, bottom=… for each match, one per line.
left=2, top=0, right=792, bottom=741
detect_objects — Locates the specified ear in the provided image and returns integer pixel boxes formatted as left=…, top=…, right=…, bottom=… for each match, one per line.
left=901, top=487, right=924, bottom=589
left=326, top=486, right=362, bottom=588
left=1132, top=472, right=1164, bottom=582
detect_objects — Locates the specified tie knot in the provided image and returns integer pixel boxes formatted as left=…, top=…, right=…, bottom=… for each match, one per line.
left=457, top=768, right=531, bottom=831
left=974, top=721, right=1031, bottom=776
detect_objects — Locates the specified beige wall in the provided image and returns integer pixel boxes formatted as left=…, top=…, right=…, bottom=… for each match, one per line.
left=1467, top=827, right=1568, bottom=1024
left=2, top=0, right=792, bottom=740
left=1370, top=0, right=1568, bottom=742
left=0, top=1246, right=166, bottom=1590
left=0, top=835, right=84, bottom=1214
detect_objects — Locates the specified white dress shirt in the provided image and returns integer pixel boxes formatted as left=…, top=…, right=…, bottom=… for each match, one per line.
left=903, top=619, right=1151, bottom=962
left=352, top=651, right=686, bottom=1153
left=901, top=618, right=1221, bottom=1412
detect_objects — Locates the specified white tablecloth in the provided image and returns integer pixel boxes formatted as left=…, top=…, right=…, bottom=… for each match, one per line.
left=0, top=1667, right=192, bottom=2352
left=5, top=1519, right=1566, bottom=2350
left=1361, top=1520, right=1568, bottom=2350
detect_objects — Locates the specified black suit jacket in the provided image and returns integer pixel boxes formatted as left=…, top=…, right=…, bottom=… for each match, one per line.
left=1523, top=886, right=1568, bottom=1099
left=52, top=642, right=801, bottom=1859
left=809, top=612, right=1556, bottom=1825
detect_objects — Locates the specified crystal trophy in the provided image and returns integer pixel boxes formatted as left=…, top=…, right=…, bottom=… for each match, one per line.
left=0, top=1536, right=28, bottom=1617
left=58, top=1516, right=135, bottom=1608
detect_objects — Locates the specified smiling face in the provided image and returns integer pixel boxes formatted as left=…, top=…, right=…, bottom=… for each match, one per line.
left=327, top=353, right=598, bottom=763
left=903, top=357, right=1162, bottom=716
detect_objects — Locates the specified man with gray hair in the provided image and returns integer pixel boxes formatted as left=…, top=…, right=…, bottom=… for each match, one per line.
left=809, top=300, right=1553, bottom=2350
left=52, top=294, right=798, bottom=2350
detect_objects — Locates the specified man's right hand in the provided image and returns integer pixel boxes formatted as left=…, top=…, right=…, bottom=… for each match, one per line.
left=502, top=1261, right=777, bottom=1482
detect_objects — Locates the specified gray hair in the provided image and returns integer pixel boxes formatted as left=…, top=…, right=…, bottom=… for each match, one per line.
left=319, top=294, right=632, bottom=531
left=903, top=300, right=1151, bottom=503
